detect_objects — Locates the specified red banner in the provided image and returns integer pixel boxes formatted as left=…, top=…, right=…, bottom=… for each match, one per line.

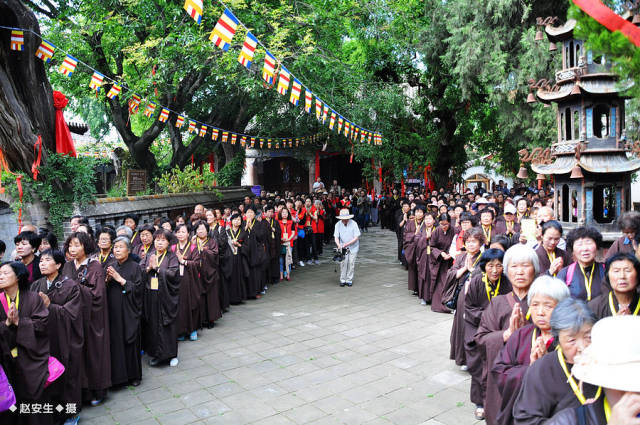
left=572, top=0, right=640, bottom=46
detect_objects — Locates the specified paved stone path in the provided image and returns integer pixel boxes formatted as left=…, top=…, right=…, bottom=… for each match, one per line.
left=86, top=227, right=482, bottom=425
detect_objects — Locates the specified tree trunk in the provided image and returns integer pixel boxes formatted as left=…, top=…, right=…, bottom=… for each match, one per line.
left=0, top=0, right=55, bottom=172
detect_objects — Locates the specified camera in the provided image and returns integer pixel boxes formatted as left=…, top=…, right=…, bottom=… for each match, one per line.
left=332, top=248, right=347, bottom=262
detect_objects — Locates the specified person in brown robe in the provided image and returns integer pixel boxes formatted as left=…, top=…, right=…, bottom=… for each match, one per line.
left=96, top=227, right=117, bottom=272
left=556, top=227, right=609, bottom=302
left=264, top=205, right=282, bottom=286
left=193, top=220, right=222, bottom=328
left=512, top=298, right=598, bottom=425
left=32, top=250, right=84, bottom=424
left=589, top=252, right=640, bottom=319
left=464, top=249, right=512, bottom=415
left=223, top=214, right=249, bottom=304
left=535, top=221, right=572, bottom=277
left=209, top=219, right=230, bottom=312
left=604, top=211, right=640, bottom=260
left=173, top=224, right=202, bottom=340
left=132, top=225, right=155, bottom=263
left=123, top=213, right=142, bottom=249
left=141, top=229, right=180, bottom=367
left=493, top=205, right=521, bottom=239
left=416, top=212, right=437, bottom=304
left=428, top=213, right=455, bottom=307
left=105, top=237, right=143, bottom=387
left=404, top=205, right=428, bottom=297
left=448, top=227, right=486, bottom=367
left=493, top=275, right=571, bottom=425
left=0, top=261, right=51, bottom=425
left=243, top=207, right=269, bottom=298
left=62, top=231, right=111, bottom=406
left=475, top=244, right=539, bottom=425
left=478, top=208, right=496, bottom=249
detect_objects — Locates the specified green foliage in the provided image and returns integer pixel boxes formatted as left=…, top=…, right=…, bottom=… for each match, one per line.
left=215, top=149, right=246, bottom=187
left=157, top=164, right=218, bottom=194
left=2, top=152, right=99, bottom=236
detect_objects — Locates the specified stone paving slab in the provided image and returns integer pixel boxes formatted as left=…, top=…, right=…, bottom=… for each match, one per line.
left=90, top=227, right=482, bottom=425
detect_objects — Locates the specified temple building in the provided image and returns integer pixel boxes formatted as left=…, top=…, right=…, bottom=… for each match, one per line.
left=531, top=19, right=640, bottom=236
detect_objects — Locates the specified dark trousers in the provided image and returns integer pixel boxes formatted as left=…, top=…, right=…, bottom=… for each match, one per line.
left=311, top=233, right=322, bottom=260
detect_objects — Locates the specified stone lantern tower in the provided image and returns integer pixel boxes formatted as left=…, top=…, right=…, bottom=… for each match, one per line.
left=531, top=19, right=640, bottom=235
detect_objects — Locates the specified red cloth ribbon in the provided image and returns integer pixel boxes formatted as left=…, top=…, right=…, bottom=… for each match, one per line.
left=53, top=91, right=77, bottom=157
left=401, top=177, right=405, bottom=197
left=209, top=153, right=215, bottom=173
left=572, top=0, right=640, bottom=46
left=32, top=135, right=43, bottom=180
left=315, top=151, right=320, bottom=180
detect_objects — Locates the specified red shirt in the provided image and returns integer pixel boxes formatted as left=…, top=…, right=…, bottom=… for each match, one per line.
left=310, top=206, right=325, bottom=233
left=278, top=219, right=295, bottom=247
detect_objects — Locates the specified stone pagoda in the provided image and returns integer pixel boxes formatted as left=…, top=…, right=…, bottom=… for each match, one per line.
left=531, top=19, right=640, bottom=235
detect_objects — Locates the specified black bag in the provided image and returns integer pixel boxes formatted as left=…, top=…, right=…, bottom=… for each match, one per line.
left=442, top=271, right=470, bottom=310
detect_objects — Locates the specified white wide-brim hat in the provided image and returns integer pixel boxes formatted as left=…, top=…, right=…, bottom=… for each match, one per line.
left=336, top=208, right=354, bottom=219
left=572, top=316, right=640, bottom=392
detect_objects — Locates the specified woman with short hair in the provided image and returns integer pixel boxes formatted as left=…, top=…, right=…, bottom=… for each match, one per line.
left=589, top=252, right=640, bottom=319
left=141, top=229, right=180, bottom=367
left=492, top=275, right=570, bottom=425
left=512, top=298, right=599, bottom=425
left=464, top=248, right=512, bottom=420
left=105, top=236, right=143, bottom=386
left=62, top=231, right=111, bottom=406
left=447, top=227, right=486, bottom=368
left=475, top=244, right=539, bottom=425
left=557, top=227, right=608, bottom=301
left=403, top=204, right=428, bottom=297
left=535, top=221, right=572, bottom=277
left=428, top=212, right=455, bottom=309
left=605, top=211, right=640, bottom=260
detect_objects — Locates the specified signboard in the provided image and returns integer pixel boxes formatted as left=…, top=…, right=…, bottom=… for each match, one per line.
left=127, top=169, right=147, bottom=196
left=251, top=185, right=262, bottom=197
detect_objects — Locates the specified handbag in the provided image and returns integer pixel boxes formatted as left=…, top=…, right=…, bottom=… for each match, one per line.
left=298, top=229, right=305, bottom=239
left=0, top=364, right=16, bottom=412
left=45, top=356, right=65, bottom=388
left=442, top=271, right=470, bottom=310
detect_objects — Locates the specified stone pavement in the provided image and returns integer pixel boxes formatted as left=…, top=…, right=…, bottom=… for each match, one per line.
left=86, top=227, right=483, bottom=425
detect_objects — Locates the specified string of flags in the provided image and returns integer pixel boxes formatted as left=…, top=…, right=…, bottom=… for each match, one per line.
left=188, top=0, right=382, bottom=145
left=2, top=9, right=383, bottom=148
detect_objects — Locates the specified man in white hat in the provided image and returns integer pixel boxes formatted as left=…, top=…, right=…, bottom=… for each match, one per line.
left=546, top=315, right=640, bottom=424
left=334, top=208, right=361, bottom=287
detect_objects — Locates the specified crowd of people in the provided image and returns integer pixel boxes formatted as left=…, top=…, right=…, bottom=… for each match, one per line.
left=0, top=188, right=371, bottom=425
left=391, top=183, right=640, bottom=425
left=1, top=178, right=640, bottom=424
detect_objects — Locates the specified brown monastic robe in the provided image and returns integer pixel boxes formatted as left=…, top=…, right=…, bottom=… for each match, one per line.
left=199, top=237, right=222, bottom=326
left=62, top=257, right=112, bottom=392
left=545, top=399, right=607, bottom=425
left=403, top=219, right=426, bottom=293
left=588, top=290, right=640, bottom=320
left=106, top=256, right=143, bottom=386
left=605, top=235, right=634, bottom=260
left=493, top=324, right=555, bottom=425
left=0, top=290, right=49, bottom=401
left=493, top=217, right=521, bottom=237
left=475, top=292, right=530, bottom=425
left=428, top=225, right=455, bottom=306
left=210, top=224, right=230, bottom=311
left=447, top=251, right=481, bottom=364
left=30, top=274, right=83, bottom=409
left=173, top=241, right=203, bottom=335
left=535, top=245, right=572, bottom=276
left=141, top=249, right=180, bottom=362
left=416, top=225, right=435, bottom=301
left=512, top=348, right=599, bottom=425
left=464, top=272, right=512, bottom=406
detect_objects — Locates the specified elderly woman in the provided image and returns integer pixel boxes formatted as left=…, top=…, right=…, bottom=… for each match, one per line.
left=546, top=316, right=640, bottom=425
left=448, top=227, right=486, bottom=368
left=0, top=262, right=49, bottom=423
left=193, top=220, right=222, bottom=329
left=557, top=227, right=608, bottom=301
left=427, top=213, right=454, bottom=308
left=589, top=253, right=640, bottom=318
left=96, top=226, right=117, bottom=271
left=172, top=223, right=202, bottom=341
left=403, top=204, right=429, bottom=297
left=105, top=236, right=143, bottom=387
left=141, top=229, right=180, bottom=367
left=133, top=224, right=155, bottom=262
left=512, top=298, right=599, bottom=425
left=492, top=275, right=570, bottom=425
left=223, top=213, right=249, bottom=303
left=464, top=248, right=512, bottom=420
left=535, top=221, right=572, bottom=277
left=475, top=244, right=539, bottom=425
left=605, top=211, right=640, bottom=260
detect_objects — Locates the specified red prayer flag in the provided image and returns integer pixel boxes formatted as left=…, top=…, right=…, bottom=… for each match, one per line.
left=53, top=91, right=77, bottom=157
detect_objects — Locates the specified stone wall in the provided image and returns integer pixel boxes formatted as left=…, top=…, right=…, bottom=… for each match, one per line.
left=65, top=187, right=253, bottom=236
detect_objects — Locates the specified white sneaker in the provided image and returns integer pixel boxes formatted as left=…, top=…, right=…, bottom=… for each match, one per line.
left=307, top=260, right=313, bottom=265
left=314, top=260, right=320, bottom=265
left=420, top=299, right=427, bottom=305
left=460, top=365, right=468, bottom=372
left=170, top=358, right=179, bottom=367
left=299, top=261, right=305, bottom=267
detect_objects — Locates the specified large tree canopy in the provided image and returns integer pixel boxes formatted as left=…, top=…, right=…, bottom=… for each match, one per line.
left=19, top=0, right=596, bottom=185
